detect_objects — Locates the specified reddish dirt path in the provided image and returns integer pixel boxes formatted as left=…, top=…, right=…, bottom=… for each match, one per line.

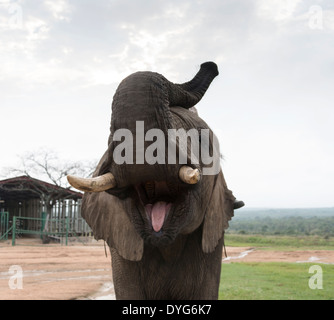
left=0, top=241, right=113, bottom=300
left=1, top=241, right=333, bottom=300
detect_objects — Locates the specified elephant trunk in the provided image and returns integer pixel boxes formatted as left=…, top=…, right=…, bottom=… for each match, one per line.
left=67, top=63, right=218, bottom=192
left=97, top=62, right=218, bottom=187
left=168, top=62, right=219, bottom=108
left=110, top=71, right=173, bottom=134
left=110, top=62, right=219, bottom=131
left=101, top=71, right=174, bottom=186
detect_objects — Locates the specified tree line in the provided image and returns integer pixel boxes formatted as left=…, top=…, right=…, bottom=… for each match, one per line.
left=227, top=216, right=334, bottom=237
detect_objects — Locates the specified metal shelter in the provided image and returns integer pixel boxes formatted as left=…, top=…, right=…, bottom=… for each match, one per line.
left=0, top=176, right=90, bottom=244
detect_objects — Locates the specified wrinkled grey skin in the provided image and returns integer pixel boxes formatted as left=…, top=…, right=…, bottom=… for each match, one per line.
left=81, top=62, right=235, bottom=299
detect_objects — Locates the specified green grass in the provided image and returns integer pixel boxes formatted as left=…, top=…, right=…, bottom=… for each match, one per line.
left=225, top=234, right=334, bottom=250
left=219, top=262, right=334, bottom=300
left=219, top=234, right=334, bottom=299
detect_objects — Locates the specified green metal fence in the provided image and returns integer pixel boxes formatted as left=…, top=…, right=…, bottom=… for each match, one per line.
left=0, top=212, right=9, bottom=240
left=11, top=216, right=69, bottom=246
left=0, top=215, right=92, bottom=246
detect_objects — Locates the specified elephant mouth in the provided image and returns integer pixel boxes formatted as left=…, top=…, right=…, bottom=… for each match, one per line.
left=134, top=180, right=186, bottom=241
left=144, top=202, right=172, bottom=233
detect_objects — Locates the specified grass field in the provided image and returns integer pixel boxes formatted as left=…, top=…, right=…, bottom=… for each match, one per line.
left=219, top=234, right=334, bottom=300
left=219, top=262, right=333, bottom=300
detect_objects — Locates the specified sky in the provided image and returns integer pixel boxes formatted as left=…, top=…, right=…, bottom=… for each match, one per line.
left=1, top=0, right=333, bottom=208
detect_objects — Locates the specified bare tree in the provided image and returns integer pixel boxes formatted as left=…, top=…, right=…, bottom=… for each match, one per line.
left=2, top=148, right=96, bottom=187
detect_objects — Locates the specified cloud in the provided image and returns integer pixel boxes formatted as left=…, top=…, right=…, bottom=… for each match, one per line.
left=1, top=0, right=334, bottom=207
left=256, top=0, right=303, bottom=21
left=44, top=0, right=72, bottom=21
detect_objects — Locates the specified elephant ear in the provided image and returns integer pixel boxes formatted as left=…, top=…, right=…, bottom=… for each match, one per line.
left=81, top=152, right=144, bottom=262
left=202, top=171, right=235, bottom=253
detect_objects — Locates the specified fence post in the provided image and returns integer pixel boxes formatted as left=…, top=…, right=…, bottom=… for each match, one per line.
left=5, top=212, right=9, bottom=241
left=0, top=212, right=9, bottom=241
left=65, top=216, right=69, bottom=246
left=12, top=216, right=16, bottom=246
left=41, top=212, right=47, bottom=239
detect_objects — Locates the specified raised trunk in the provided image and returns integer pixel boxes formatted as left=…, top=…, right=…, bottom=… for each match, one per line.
left=168, top=62, right=219, bottom=108
left=106, top=72, right=174, bottom=187
left=98, top=62, right=219, bottom=187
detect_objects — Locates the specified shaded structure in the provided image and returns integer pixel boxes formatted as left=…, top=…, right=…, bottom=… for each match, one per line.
left=0, top=176, right=90, bottom=240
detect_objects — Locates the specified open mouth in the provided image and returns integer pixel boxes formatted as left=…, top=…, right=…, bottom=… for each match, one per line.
left=145, top=202, right=172, bottom=233
left=135, top=181, right=179, bottom=234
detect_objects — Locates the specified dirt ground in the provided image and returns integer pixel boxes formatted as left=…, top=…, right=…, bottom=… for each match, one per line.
left=0, top=239, right=113, bottom=300
left=1, top=239, right=334, bottom=300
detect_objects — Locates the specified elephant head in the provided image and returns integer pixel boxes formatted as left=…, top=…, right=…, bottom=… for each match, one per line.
left=68, top=62, right=235, bottom=262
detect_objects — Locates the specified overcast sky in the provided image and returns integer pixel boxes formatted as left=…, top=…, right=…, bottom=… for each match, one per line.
left=1, top=0, right=333, bottom=208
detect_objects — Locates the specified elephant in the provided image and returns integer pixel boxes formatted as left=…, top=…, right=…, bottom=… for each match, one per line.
left=67, top=62, right=243, bottom=300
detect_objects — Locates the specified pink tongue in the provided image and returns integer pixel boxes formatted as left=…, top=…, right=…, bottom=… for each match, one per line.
left=145, top=202, right=171, bottom=232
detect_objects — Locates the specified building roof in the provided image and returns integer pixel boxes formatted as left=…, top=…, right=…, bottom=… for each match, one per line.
left=0, top=176, right=83, bottom=202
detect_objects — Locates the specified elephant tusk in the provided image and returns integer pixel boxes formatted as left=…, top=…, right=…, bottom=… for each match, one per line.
left=179, top=166, right=201, bottom=184
left=67, top=173, right=116, bottom=192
